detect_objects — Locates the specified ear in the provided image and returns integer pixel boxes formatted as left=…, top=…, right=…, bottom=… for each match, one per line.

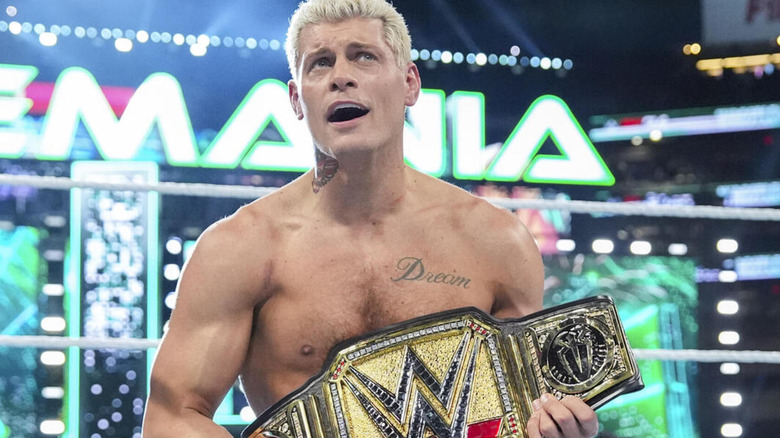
left=288, top=80, right=304, bottom=120
left=403, top=62, right=422, bottom=106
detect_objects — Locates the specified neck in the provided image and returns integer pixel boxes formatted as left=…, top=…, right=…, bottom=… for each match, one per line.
left=311, top=146, right=409, bottom=224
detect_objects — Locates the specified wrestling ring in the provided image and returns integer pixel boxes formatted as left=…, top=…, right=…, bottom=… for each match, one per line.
left=0, top=172, right=778, bottom=438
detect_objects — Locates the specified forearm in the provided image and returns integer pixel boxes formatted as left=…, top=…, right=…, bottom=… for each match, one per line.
left=142, top=402, right=234, bottom=438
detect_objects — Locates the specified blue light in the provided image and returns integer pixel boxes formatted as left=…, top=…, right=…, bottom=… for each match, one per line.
left=410, top=49, right=419, bottom=61
left=453, top=52, right=464, bottom=64
left=419, top=49, right=430, bottom=60
left=563, top=59, right=573, bottom=70
left=466, top=53, right=476, bottom=64
left=488, top=54, right=498, bottom=65
left=431, top=50, right=441, bottom=61
left=520, top=56, right=530, bottom=67
left=530, top=56, right=540, bottom=68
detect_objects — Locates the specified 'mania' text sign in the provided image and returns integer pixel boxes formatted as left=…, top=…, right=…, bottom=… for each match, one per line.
left=0, top=63, right=614, bottom=185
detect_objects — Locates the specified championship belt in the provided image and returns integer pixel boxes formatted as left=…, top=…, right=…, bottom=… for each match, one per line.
left=242, top=296, right=643, bottom=438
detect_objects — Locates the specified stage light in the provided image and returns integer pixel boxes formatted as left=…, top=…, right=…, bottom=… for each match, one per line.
left=410, top=49, right=419, bottom=61
left=419, top=49, right=430, bottom=60
left=556, top=239, right=576, bottom=252
left=520, top=56, right=530, bottom=67
left=6, top=6, right=17, bottom=17
left=41, top=386, right=65, bottom=399
left=185, top=34, right=196, bottom=45
left=137, top=30, right=149, bottom=43
left=43, top=249, right=64, bottom=261
left=86, top=27, right=97, bottom=38
left=718, top=331, right=740, bottom=345
left=111, top=28, right=122, bottom=39
left=717, top=238, right=739, bottom=253
left=649, top=129, right=663, bottom=141
left=683, top=44, right=692, bottom=55
left=431, top=50, right=441, bottom=61
left=475, top=53, right=487, bottom=66
left=720, top=362, right=740, bottom=375
left=234, top=37, right=246, bottom=48
left=33, top=23, right=45, bottom=34
left=592, top=239, right=614, bottom=254
left=197, top=34, right=210, bottom=46
left=41, top=351, right=66, bottom=366
left=507, top=56, right=517, bottom=66
left=466, top=53, right=476, bottom=64
left=240, top=406, right=256, bottom=422
left=269, top=39, right=281, bottom=50
left=718, top=270, right=738, bottom=283
left=631, top=135, right=643, bottom=146
left=720, top=392, right=742, bottom=407
left=8, top=21, right=21, bottom=34
left=124, top=29, right=135, bottom=40
left=510, top=45, right=520, bottom=56
left=690, top=43, right=701, bottom=55
left=630, top=240, right=652, bottom=255
left=552, top=58, right=562, bottom=69
left=41, top=316, right=66, bottom=332
left=721, top=423, right=743, bottom=437
left=540, top=57, right=551, bottom=69
left=60, top=25, right=71, bottom=36
left=210, top=35, right=221, bottom=47
left=173, top=33, right=185, bottom=46
left=246, top=38, right=257, bottom=49
left=115, top=38, right=133, bottom=52
left=39, top=32, right=57, bottom=46
left=190, top=44, right=207, bottom=57
left=498, top=55, right=508, bottom=65
left=563, top=59, right=573, bottom=70
left=453, top=52, right=464, bottom=64
left=39, top=420, right=66, bottom=435
left=222, top=36, right=233, bottom=47
left=166, top=237, right=183, bottom=254
left=717, top=299, right=739, bottom=315
left=74, top=26, right=85, bottom=38
left=100, top=28, right=111, bottom=39
left=163, top=263, right=181, bottom=281
left=164, top=291, right=178, bottom=309
left=488, top=54, right=498, bottom=65
left=530, top=56, right=540, bottom=68
left=43, top=284, right=64, bottom=296
left=441, top=51, right=453, bottom=63
left=21, top=22, right=31, bottom=33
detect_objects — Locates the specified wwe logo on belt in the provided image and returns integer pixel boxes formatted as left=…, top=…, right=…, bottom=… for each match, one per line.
left=340, top=332, right=502, bottom=438
left=545, top=322, right=609, bottom=389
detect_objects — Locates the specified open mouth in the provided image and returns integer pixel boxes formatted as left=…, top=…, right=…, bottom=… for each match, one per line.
left=327, top=104, right=370, bottom=123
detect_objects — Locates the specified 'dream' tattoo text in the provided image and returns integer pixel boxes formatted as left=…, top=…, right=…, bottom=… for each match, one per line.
left=391, top=257, right=471, bottom=289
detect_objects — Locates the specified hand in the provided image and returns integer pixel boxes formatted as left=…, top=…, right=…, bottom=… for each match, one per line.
left=526, top=393, right=599, bottom=438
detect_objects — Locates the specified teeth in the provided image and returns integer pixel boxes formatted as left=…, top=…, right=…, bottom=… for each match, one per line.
left=333, top=103, right=365, bottom=112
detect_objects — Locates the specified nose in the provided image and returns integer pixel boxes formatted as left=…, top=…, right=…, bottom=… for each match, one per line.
left=330, top=59, right=357, bottom=91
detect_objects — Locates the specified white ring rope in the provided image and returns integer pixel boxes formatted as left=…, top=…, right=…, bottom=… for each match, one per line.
left=1, top=335, right=779, bottom=364
left=1, top=174, right=779, bottom=221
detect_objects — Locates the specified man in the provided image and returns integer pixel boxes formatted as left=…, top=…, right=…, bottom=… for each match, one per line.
left=143, top=1, right=599, bottom=437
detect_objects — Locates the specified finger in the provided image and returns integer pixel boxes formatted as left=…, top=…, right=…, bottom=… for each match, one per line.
left=538, top=393, right=578, bottom=438
left=560, top=396, right=599, bottom=437
left=526, top=411, right=543, bottom=438
left=537, top=408, right=563, bottom=438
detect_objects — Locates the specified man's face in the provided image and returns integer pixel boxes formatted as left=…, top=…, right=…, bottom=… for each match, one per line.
left=289, top=18, right=420, bottom=158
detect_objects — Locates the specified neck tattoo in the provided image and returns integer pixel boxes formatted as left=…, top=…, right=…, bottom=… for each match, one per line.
left=312, top=148, right=339, bottom=194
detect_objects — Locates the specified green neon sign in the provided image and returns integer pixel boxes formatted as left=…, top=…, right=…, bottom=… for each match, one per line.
left=1, top=63, right=614, bottom=186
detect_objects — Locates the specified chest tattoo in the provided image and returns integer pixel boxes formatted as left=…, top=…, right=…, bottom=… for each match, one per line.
left=390, top=256, right=471, bottom=289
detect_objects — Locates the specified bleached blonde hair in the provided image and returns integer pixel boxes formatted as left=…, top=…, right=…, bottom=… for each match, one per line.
left=285, top=0, right=412, bottom=80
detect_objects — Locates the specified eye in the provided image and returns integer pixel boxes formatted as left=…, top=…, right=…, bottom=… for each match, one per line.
left=311, top=57, right=332, bottom=70
left=357, top=52, right=376, bottom=61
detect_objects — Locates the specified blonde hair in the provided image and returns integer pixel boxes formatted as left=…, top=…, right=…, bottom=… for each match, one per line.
left=285, top=0, right=412, bottom=80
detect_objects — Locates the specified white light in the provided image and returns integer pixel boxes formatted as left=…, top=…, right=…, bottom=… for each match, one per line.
left=720, top=392, right=742, bottom=407
left=717, top=238, right=739, bottom=254
left=40, top=351, right=66, bottom=366
left=43, top=249, right=64, bottom=261
left=440, top=51, right=453, bottom=64
left=246, top=38, right=257, bottom=49
left=718, top=331, right=740, bottom=345
left=717, top=300, right=739, bottom=315
left=269, top=39, right=281, bottom=50
left=9, top=21, right=22, bottom=34
left=197, top=34, right=210, bottom=46
left=210, top=35, right=221, bottom=47
left=410, top=49, right=419, bottom=61
left=668, top=243, right=688, bottom=255
left=240, top=406, right=256, bottom=422
left=173, top=33, right=185, bottom=45
left=630, top=240, right=652, bottom=255
left=556, top=239, right=576, bottom=252
left=41, top=386, right=65, bottom=399
left=649, top=129, right=663, bottom=141
left=164, top=264, right=181, bottom=281
left=720, top=362, right=740, bottom=375
left=510, top=45, right=520, bottom=56
left=592, top=239, right=614, bottom=254
left=40, top=420, right=65, bottom=435
left=721, top=423, right=743, bottom=437
left=41, top=316, right=66, bottom=332
left=718, top=270, right=738, bottom=283
left=166, top=238, right=183, bottom=255
left=43, top=215, right=66, bottom=227
left=39, top=32, right=57, bottom=46
left=6, top=6, right=18, bottom=17
left=136, top=30, right=149, bottom=43
left=190, top=44, right=207, bottom=57
left=74, top=26, right=85, bottom=38
left=540, top=57, right=552, bottom=69
left=164, top=291, right=178, bottom=309
left=43, top=283, right=64, bottom=296
left=115, top=38, right=133, bottom=52
left=33, top=23, right=45, bottom=34
left=475, top=53, right=488, bottom=66
left=185, top=34, right=197, bottom=45
left=551, top=58, right=563, bottom=69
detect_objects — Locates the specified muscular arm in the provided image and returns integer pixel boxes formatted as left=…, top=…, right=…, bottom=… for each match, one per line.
left=143, top=214, right=270, bottom=437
